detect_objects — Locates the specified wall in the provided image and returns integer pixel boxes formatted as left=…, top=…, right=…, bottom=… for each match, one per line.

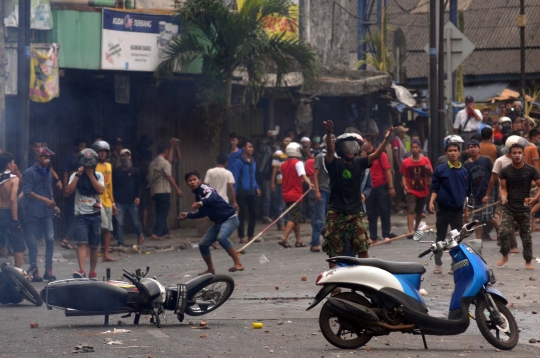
left=300, top=0, right=358, bottom=72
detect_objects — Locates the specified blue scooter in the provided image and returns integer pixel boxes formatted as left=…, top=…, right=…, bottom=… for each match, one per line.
left=307, top=220, right=518, bottom=350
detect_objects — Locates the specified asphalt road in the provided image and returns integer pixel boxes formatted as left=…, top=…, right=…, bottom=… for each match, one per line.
left=2, top=216, right=540, bottom=357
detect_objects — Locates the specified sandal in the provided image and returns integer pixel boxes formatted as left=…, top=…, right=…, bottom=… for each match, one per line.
left=310, top=246, right=321, bottom=252
left=60, top=240, right=74, bottom=250
left=137, top=235, right=145, bottom=245
left=433, top=266, right=442, bottom=274
left=238, top=238, right=248, bottom=244
left=151, top=235, right=164, bottom=241
left=295, top=242, right=306, bottom=248
left=278, top=240, right=291, bottom=248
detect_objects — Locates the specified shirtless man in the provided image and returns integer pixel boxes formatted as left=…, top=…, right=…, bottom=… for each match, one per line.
left=0, top=153, right=26, bottom=268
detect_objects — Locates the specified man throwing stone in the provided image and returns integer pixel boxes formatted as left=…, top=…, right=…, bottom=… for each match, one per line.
left=498, top=143, right=540, bottom=270
left=322, top=120, right=394, bottom=266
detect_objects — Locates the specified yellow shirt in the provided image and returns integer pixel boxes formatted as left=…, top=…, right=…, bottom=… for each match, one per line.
left=96, top=162, right=113, bottom=208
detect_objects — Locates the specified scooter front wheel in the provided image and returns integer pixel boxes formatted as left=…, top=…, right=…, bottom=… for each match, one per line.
left=2, top=265, right=42, bottom=307
left=185, top=275, right=234, bottom=316
left=475, top=298, right=518, bottom=350
left=319, top=292, right=373, bottom=349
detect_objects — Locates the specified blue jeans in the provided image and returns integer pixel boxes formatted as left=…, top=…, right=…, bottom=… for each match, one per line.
left=116, top=203, right=143, bottom=246
left=271, top=184, right=285, bottom=227
left=74, top=214, right=102, bottom=248
left=152, top=193, right=170, bottom=237
left=25, top=217, right=54, bottom=267
left=365, top=184, right=392, bottom=240
left=199, top=216, right=239, bottom=257
left=260, top=179, right=271, bottom=218
left=310, top=190, right=329, bottom=246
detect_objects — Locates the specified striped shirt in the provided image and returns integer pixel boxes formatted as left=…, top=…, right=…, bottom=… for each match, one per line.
left=272, top=150, right=288, bottom=185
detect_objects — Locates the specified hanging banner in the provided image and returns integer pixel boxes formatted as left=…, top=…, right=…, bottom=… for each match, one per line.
left=29, top=43, right=59, bottom=103
left=236, top=0, right=298, bottom=39
left=4, top=0, right=53, bottom=30
left=101, top=9, right=180, bottom=71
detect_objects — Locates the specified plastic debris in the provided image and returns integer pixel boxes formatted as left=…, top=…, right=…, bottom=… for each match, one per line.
left=192, top=244, right=199, bottom=249
left=103, top=338, right=123, bottom=345
left=259, top=255, right=270, bottom=264
left=419, top=289, right=428, bottom=296
left=100, top=328, right=132, bottom=334
left=252, top=322, right=263, bottom=329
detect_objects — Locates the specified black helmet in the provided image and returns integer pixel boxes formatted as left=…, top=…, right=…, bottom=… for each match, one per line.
left=334, top=134, right=360, bottom=158
left=92, top=140, right=110, bottom=153
left=78, top=148, right=98, bottom=168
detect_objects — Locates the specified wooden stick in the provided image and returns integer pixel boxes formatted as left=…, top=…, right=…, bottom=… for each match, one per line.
left=236, top=188, right=313, bottom=254
left=469, top=201, right=500, bottom=215
left=371, top=225, right=436, bottom=247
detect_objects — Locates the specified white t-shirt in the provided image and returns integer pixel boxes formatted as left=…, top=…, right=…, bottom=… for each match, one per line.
left=492, top=155, right=512, bottom=174
left=204, top=167, right=235, bottom=203
left=69, top=172, right=105, bottom=215
left=453, top=108, right=483, bottom=132
left=295, top=161, right=306, bottom=176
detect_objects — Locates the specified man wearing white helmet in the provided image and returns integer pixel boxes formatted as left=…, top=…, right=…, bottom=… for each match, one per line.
left=483, top=135, right=523, bottom=252
left=277, top=142, right=314, bottom=248
left=497, top=142, right=540, bottom=270
left=322, top=120, right=395, bottom=263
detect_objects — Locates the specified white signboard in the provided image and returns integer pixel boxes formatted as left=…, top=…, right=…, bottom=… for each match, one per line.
left=101, top=9, right=179, bottom=71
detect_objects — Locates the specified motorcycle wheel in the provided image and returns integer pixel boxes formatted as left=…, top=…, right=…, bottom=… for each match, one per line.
left=475, top=297, right=518, bottom=350
left=185, top=275, right=234, bottom=316
left=2, top=265, right=43, bottom=307
left=319, top=292, right=373, bottom=349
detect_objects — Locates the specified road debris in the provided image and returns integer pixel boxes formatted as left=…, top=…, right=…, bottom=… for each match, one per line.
left=73, top=344, right=95, bottom=353
left=301, top=276, right=307, bottom=281
left=252, top=322, right=263, bottom=329
left=103, top=338, right=123, bottom=345
left=29, top=323, right=38, bottom=328
left=100, top=328, right=132, bottom=334
left=259, top=255, right=270, bottom=264
left=419, top=289, right=428, bottom=296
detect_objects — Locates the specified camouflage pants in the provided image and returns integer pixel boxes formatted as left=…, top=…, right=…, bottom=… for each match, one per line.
left=322, top=210, right=370, bottom=257
left=499, top=209, right=533, bottom=262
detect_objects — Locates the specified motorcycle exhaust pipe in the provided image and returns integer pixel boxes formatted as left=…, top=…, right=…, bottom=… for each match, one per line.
left=327, top=298, right=415, bottom=331
left=65, top=309, right=130, bottom=317
left=327, top=298, right=379, bottom=321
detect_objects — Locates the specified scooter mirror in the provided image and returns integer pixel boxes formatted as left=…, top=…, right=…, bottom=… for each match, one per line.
left=413, top=230, right=424, bottom=241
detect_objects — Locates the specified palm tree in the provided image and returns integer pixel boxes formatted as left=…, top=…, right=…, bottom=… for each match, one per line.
left=352, top=12, right=394, bottom=73
left=154, top=0, right=318, bottom=150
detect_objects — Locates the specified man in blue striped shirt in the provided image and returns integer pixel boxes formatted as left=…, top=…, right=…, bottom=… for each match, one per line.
left=23, top=147, right=58, bottom=282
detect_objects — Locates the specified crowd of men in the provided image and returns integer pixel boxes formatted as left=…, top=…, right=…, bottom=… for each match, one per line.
left=1, top=93, right=539, bottom=278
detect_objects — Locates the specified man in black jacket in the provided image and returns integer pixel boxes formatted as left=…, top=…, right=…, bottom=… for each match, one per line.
left=112, top=149, right=144, bottom=247
left=179, top=170, right=244, bottom=275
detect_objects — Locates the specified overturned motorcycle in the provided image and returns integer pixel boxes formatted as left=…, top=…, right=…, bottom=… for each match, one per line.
left=41, top=267, right=234, bottom=327
left=308, top=220, right=519, bottom=351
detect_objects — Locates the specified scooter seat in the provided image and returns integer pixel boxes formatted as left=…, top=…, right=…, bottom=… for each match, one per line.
left=328, top=257, right=426, bottom=275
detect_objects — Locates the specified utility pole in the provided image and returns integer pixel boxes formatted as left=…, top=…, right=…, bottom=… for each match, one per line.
left=0, top=0, right=6, bottom=151
left=519, top=0, right=526, bottom=90
left=429, top=0, right=439, bottom=165
left=437, top=0, right=446, bottom=139
left=17, top=0, right=31, bottom=169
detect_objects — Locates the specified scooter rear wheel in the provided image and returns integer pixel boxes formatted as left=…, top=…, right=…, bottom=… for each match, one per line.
left=475, top=297, right=518, bottom=350
left=319, top=292, right=373, bottom=349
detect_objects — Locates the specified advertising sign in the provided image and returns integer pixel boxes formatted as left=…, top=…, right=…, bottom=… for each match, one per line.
left=101, top=9, right=180, bottom=71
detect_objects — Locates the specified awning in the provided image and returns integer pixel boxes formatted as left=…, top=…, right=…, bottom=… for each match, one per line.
left=464, top=82, right=508, bottom=102
left=302, top=70, right=392, bottom=97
